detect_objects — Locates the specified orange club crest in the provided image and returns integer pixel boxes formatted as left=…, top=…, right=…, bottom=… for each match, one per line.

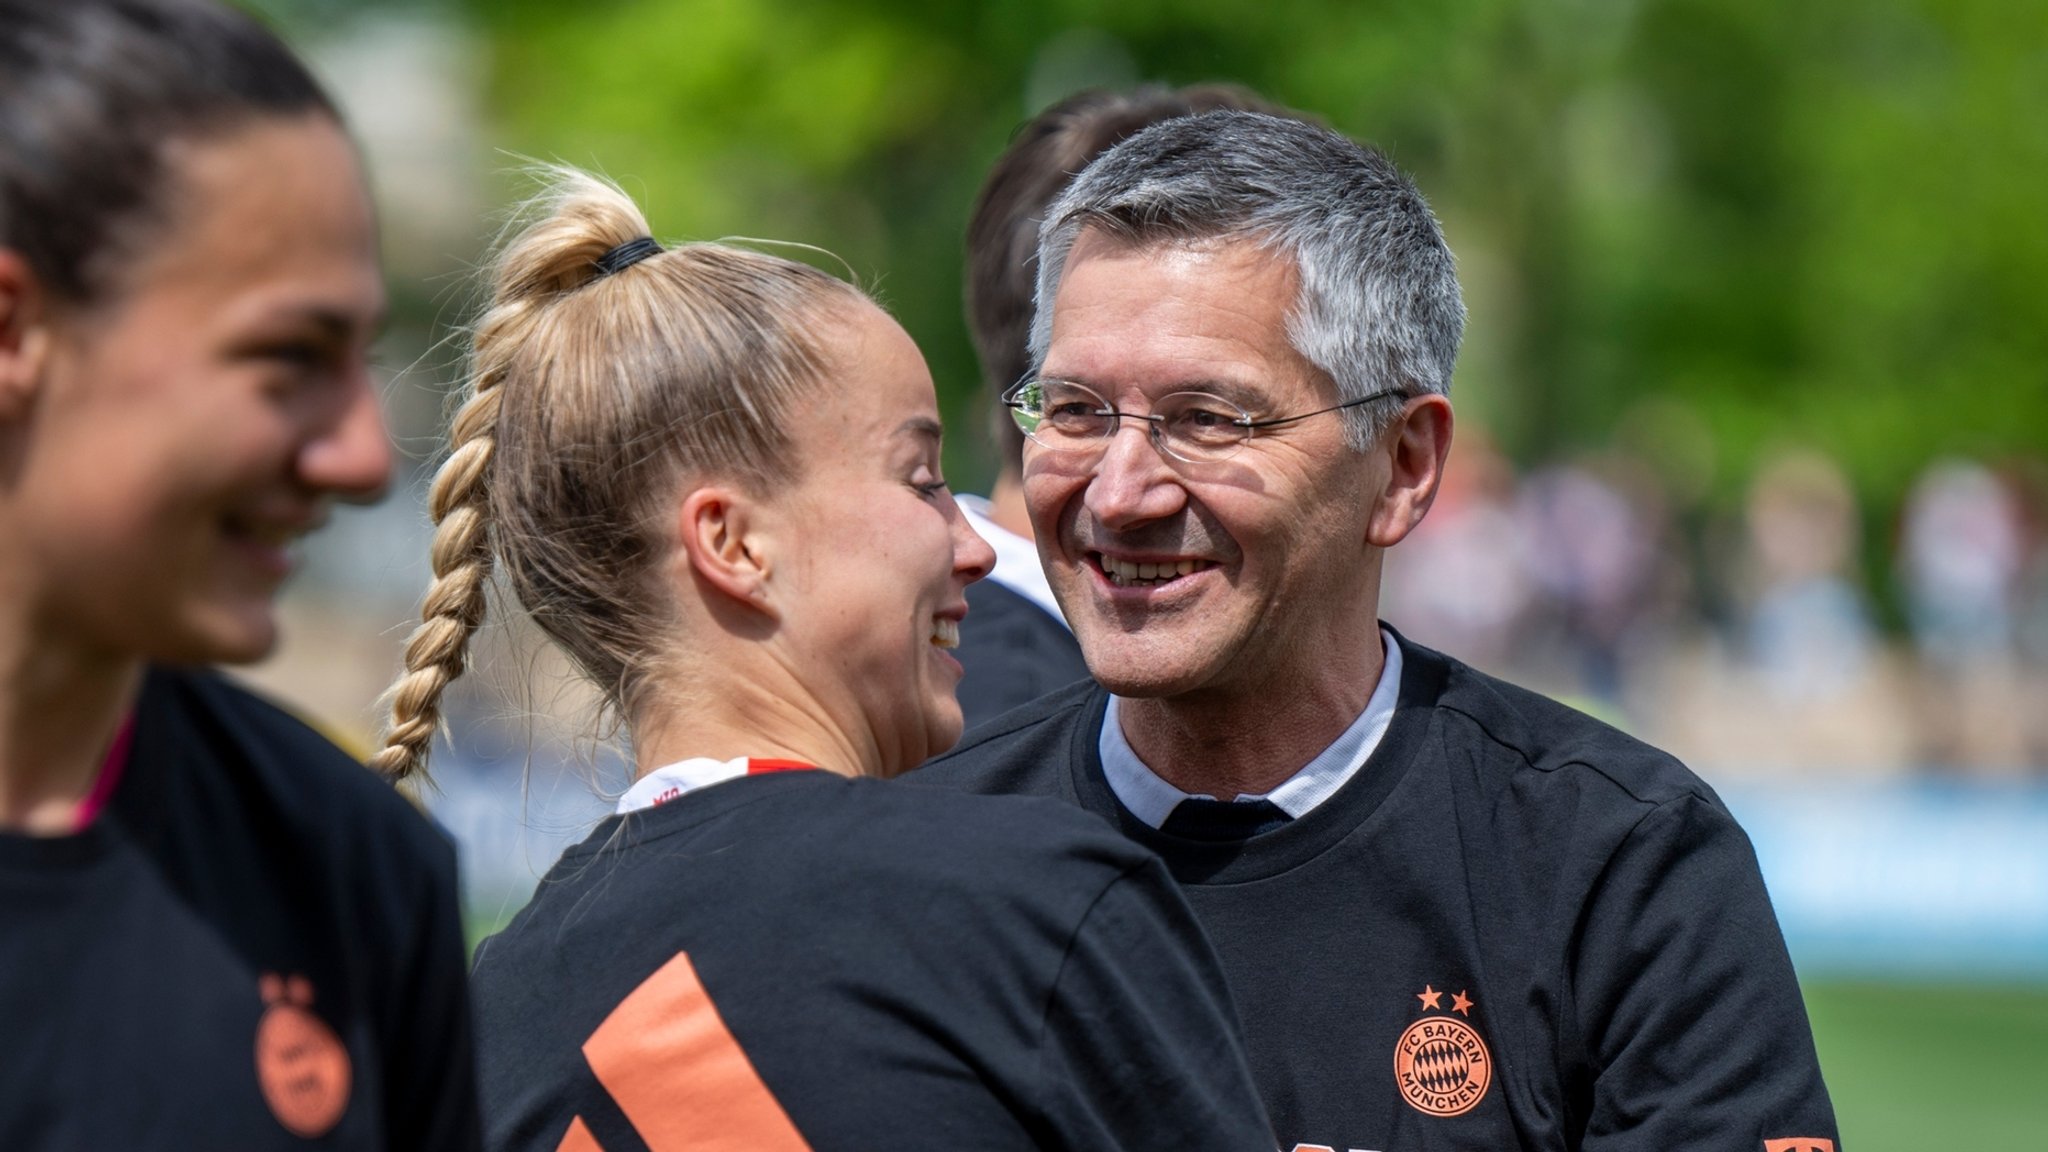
left=1394, top=983, right=1491, bottom=1118
left=255, top=973, right=352, bottom=1138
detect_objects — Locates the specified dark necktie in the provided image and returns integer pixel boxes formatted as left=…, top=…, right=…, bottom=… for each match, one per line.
left=1159, top=798, right=1292, bottom=842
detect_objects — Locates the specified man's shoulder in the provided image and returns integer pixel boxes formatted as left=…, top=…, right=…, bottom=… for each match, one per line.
left=955, top=582, right=1090, bottom=729
left=911, top=678, right=1104, bottom=797
left=1410, top=641, right=1715, bottom=811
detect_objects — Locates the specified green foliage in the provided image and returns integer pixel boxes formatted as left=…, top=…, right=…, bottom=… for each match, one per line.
left=463, top=0, right=2047, bottom=519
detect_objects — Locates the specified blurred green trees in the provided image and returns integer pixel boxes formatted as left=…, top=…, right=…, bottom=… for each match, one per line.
left=464, top=0, right=2045, bottom=509
left=412, top=0, right=2040, bottom=619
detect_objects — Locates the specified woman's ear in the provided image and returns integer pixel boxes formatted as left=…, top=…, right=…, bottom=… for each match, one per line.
left=0, top=252, right=53, bottom=420
left=677, top=485, right=775, bottom=615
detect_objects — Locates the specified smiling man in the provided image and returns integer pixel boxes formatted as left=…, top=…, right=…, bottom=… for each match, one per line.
left=916, top=111, right=1839, bottom=1152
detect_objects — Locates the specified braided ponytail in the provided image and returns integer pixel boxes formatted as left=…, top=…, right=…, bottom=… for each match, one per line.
left=367, top=355, right=506, bottom=782
left=371, top=168, right=657, bottom=782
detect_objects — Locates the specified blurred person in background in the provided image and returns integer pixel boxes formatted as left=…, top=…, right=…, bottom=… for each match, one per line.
left=374, top=168, right=1276, bottom=1152
left=1898, top=457, right=2029, bottom=769
left=1513, top=456, right=1668, bottom=706
left=2005, top=458, right=2048, bottom=769
left=0, top=1, right=478, bottom=1147
left=918, top=110, right=1838, bottom=1151
left=1379, top=430, right=1533, bottom=674
left=954, top=84, right=1287, bottom=729
left=1742, top=447, right=1878, bottom=705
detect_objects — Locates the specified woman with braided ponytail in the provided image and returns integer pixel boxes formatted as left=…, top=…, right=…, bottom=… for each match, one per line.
left=0, top=1, right=478, bottom=1147
left=399, top=168, right=1276, bottom=1151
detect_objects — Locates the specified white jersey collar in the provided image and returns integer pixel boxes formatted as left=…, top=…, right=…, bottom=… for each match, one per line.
left=616, top=756, right=815, bottom=815
left=1100, top=629, right=1404, bottom=828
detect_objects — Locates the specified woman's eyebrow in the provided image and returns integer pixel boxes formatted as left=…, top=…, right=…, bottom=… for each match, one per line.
left=241, top=302, right=383, bottom=345
left=895, top=416, right=944, bottom=444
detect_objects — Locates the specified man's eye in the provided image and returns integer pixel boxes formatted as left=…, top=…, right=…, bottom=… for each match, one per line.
left=1179, top=407, right=1235, bottom=428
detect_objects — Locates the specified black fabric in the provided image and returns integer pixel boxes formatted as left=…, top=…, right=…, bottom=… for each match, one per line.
left=0, top=666, right=480, bottom=1151
left=955, top=579, right=1089, bottom=731
left=1159, top=798, right=1292, bottom=842
left=914, top=630, right=1841, bottom=1152
left=471, top=770, right=1275, bottom=1152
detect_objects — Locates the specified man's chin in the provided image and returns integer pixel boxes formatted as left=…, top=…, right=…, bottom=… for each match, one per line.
left=162, top=605, right=280, bottom=666
left=1076, top=639, right=1226, bottom=700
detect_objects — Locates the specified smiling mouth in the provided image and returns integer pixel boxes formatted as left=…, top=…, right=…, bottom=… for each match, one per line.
left=930, top=618, right=961, bottom=649
left=1091, top=553, right=1216, bottom=589
left=221, top=513, right=313, bottom=551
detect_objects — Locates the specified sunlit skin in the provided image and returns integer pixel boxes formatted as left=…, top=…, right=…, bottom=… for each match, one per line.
left=632, top=298, right=995, bottom=782
left=0, top=115, right=390, bottom=832
left=1025, top=229, right=1452, bottom=797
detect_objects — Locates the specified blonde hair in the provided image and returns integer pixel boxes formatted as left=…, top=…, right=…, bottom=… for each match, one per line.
left=371, top=167, right=868, bottom=783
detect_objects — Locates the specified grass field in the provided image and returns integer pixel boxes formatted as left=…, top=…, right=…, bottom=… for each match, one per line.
left=1804, top=980, right=2048, bottom=1149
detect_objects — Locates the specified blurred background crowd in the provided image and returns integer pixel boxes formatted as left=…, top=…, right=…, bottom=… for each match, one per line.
left=224, top=2, right=2044, bottom=1140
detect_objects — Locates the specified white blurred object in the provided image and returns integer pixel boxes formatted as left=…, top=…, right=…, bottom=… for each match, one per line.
left=304, top=11, right=485, bottom=280
left=1900, top=458, right=2022, bottom=667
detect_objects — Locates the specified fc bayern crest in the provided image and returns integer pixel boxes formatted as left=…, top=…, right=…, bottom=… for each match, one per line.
left=1394, top=984, right=1490, bottom=1117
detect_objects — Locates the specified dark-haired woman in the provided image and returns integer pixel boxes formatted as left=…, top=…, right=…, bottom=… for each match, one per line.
left=0, top=1, right=478, bottom=1146
left=373, top=167, right=1275, bottom=1151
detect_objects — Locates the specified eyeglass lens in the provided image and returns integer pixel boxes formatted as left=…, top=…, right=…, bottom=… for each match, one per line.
left=1014, top=380, right=1250, bottom=461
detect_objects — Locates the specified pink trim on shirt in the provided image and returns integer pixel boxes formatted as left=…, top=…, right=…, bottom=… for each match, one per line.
left=73, top=712, right=137, bottom=832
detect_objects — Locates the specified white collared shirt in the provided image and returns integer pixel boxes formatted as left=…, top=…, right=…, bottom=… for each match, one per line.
left=956, top=494, right=1068, bottom=627
left=1100, top=630, right=1404, bottom=828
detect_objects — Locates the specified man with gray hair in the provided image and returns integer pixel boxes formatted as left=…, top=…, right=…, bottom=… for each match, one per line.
left=918, top=111, right=1838, bottom=1151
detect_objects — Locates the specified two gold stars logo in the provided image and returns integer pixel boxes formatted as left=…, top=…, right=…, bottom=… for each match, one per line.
left=1415, top=984, right=1473, bottom=1016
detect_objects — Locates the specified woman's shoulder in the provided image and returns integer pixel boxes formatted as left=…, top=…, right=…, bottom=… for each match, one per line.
left=137, top=665, right=452, bottom=863
left=577, top=771, right=1157, bottom=924
left=822, top=776, right=1156, bottom=899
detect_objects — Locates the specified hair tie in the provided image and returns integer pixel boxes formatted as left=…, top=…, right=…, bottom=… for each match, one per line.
left=593, top=236, right=663, bottom=278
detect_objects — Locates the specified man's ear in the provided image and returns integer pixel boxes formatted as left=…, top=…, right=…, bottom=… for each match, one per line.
left=0, top=251, right=54, bottom=420
left=677, top=485, right=776, bottom=616
left=1367, top=393, right=1454, bottom=548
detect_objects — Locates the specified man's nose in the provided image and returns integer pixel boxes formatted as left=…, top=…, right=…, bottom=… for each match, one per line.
left=299, top=365, right=393, bottom=505
left=1083, top=419, right=1186, bottom=530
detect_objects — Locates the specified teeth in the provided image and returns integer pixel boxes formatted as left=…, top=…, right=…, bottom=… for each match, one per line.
left=931, top=618, right=960, bottom=649
left=1100, top=555, right=1208, bottom=587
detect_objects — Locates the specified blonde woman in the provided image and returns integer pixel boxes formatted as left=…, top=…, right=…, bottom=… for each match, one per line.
left=373, top=171, right=1274, bottom=1152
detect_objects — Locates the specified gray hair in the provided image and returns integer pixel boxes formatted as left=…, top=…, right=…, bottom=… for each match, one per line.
left=1030, top=110, right=1465, bottom=449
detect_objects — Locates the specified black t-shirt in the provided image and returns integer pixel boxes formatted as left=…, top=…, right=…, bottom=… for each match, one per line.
left=956, top=579, right=1090, bottom=731
left=913, top=634, right=1842, bottom=1152
left=470, top=770, right=1274, bottom=1152
left=0, top=666, right=480, bottom=1150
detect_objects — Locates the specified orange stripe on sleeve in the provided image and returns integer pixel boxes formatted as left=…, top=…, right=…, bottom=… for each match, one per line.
left=582, top=951, right=812, bottom=1152
left=555, top=1116, right=604, bottom=1152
